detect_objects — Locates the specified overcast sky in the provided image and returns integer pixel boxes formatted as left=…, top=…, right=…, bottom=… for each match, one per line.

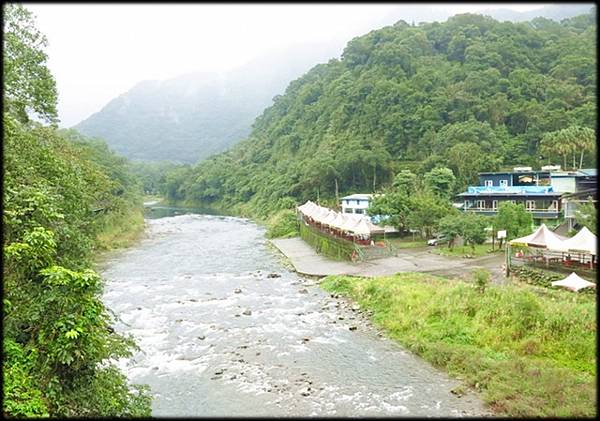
left=26, top=3, right=549, bottom=127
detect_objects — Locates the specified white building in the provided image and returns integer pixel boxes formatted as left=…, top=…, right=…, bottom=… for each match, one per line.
left=341, top=194, right=373, bottom=215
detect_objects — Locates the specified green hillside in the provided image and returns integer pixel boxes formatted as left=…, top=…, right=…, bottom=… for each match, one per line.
left=163, top=11, right=597, bottom=218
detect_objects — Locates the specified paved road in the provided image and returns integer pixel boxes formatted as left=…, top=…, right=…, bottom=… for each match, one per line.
left=270, top=237, right=506, bottom=282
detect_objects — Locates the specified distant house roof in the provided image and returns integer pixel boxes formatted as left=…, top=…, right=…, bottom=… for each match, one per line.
left=578, top=168, right=597, bottom=176
left=341, top=194, right=373, bottom=201
left=458, top=186, right=560, bottom=196
left=561, top=188, right=597, bottom=200
left=478, top=171, right=550, bottom=176
left=479, top=169, right=596, bottom=177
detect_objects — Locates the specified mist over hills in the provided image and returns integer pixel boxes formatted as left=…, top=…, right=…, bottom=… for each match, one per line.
left=75, top=40, right=345, bottom=163
left=75, top=4, right=594, bottom=164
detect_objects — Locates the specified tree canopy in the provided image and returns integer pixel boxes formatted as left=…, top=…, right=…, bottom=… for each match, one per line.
left=3, top=3, right=58, bottom=124
left=3, top=4, right=151, bottom=416
left=162, top=10, right=596, bottom=217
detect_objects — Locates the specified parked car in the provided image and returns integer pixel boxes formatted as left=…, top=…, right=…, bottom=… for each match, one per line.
left=427, top=236, right=448, bottom=246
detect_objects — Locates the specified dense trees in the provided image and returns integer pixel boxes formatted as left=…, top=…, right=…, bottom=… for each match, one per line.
left=438, top=212, right=490, bottom=251
left=3, top=4, right=151, bottom=416
left=163, top=9, right=596, bottom=217
left=492, top=202, right=534, bottom=247
left=575, top=199, right=597, bottom=234
left=540, top=126, right=596, bottom=170
left=3, top=4, right=58, bottom=124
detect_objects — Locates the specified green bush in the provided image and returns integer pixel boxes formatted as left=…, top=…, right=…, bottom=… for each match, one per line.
left=266, top=209, right=299, bottom=239
left=472, top=268, right=491, bottom=293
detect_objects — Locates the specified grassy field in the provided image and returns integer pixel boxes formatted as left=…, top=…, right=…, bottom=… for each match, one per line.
left=386, top=237, right=427, bottom=249
left=320, top=273, right=596, bottom=417
left=431, top=243, right=502, bottom=258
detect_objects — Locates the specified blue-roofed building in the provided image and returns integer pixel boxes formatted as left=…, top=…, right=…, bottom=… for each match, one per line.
left=458, top=185, right=562, bottom=219
left=457, top=167, right=597, bottom=221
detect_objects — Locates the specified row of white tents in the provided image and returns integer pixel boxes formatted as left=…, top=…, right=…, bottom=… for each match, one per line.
left=509, top=224, right=596, bottom=256
left=297, top=201, right=384, bottom=237
left=509, top=224, right=596, bottom=292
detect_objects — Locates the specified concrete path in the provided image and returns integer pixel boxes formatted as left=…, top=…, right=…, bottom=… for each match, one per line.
left=270, top=237, right=506, bottom=281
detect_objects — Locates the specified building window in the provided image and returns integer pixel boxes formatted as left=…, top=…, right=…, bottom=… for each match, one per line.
left=492, top=200, right=498, bottom=210
left=500, top=180, right=508, bottom=187
left=477, top=200, right=485, bottom=209
left=484, top=180, right=493, bottom=187
left=355, top=209, right=364, bottom=214
left=344, top=208, right=353, bottom=214
left=356, top=200, right=360, bottom=205
left=510, top=200, right=516, bottom=205
left=549, top=200, right=558, bottom=211
left=526, top=200, right=535, bottom=210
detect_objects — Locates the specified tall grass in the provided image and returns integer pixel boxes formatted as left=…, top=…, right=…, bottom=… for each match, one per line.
left=321, top=273, right=596, bottom=417
left=265, top=209, right=299, bottom=239
left=95, top=205, right=145, bottom=250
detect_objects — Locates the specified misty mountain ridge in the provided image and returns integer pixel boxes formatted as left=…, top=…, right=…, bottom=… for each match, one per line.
left=75, top=4, right=594, bottom=164
left=75, top=40, right=345, bottom=163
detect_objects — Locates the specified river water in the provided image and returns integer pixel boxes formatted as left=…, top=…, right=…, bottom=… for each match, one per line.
left=100, top=211, right=489, bottom=416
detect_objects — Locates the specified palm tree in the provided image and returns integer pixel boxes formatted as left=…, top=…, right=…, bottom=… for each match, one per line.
left=573, top=126, right=595, bottom=169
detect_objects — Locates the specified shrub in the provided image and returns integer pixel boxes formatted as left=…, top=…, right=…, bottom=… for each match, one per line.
left=266, top=209, right=299, bottom=238
left=472, top=268, right=491, bottom=293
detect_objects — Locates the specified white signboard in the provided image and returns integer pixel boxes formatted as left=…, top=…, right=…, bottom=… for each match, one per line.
left=497, top=230, right=507, bottom=239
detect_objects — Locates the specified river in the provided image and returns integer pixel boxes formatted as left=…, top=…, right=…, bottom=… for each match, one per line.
left=100, top=210, right=489, bottom=416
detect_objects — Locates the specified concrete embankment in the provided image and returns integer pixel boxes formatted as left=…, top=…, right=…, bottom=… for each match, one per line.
left=270, top=237, right=505, bottom=279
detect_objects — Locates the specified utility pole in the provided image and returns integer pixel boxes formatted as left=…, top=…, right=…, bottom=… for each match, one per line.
left=505, top=242, right=511, bottom=277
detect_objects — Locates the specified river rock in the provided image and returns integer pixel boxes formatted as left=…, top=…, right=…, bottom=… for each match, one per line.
left=267, top=273, right=281, bottom=278
left=234, top=288, right=242, bottom=294
left=197, top=335, right=206, bottom=340
left=338, top=316, right=344, bottom=320
left=302, top=337, right=310, bottom=343
left=349, top=326, right=357, bottom=331
left=351, top=304, right=361, bottom=311
left=298, top=288, right=308, bottom=294
left=299, top=387, right=311, bottom=396
left=214, top=368, right=226, bottom=375
left=242, top=309, right=252, bottom=316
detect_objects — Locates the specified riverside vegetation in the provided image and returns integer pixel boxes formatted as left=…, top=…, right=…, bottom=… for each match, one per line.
left=3, top=4, right=151, bottom=416
left=321, top=273, right=596, bottom=417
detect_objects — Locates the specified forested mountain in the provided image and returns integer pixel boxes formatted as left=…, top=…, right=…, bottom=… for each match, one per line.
left=162, top=10, right=597, bottom=217
left=3, top=4, right=150, bottom=416
left=74, top=41, right=343, bottom=163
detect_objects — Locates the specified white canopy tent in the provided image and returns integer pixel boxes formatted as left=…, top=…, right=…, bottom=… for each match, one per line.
left=509, top=224, right=567, bottom=249
left=551, top=272, right=596, bottom=292
left=555, top=226, right=597, bottom=256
